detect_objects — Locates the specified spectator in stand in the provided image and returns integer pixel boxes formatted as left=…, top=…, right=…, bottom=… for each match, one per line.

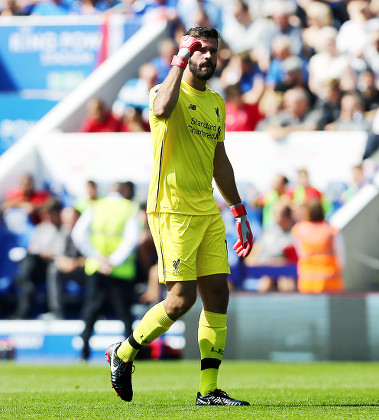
left=336, top=0, right=379, bottom=73
left=1, top=173, right=52, bottom=225
left=301, top=1, right=334, bottom=58
left=0, top=0, right=25, bottom=15
left=119, top=106, right=150, bottom=132
left=75, top=180, right=99, bottom=214
left=46, top=206, right=85, bottom=319
left=341, top=163, right=370, bottom=204
left=356, top=68, right=379, bottom=113
left=72, top=181, right=141, bottom=360
left=265, top=0, right=303, bottom=56
left=150, top=38, right=177, bottom=84
left=288, top=168, right=323, bottom=204
left=9, top=199, right=65, bottom=319
left=258, top=89, right=284, bottom=124
left=313, top=78, right=342, bottom=127
left=221, top=0, right=273, bottom=54
left=325, top=91, right=372, bottom=132
left=219, top=53, right=265, bottom=104
left=274, top=55, right=314, bottom=105
left=320, top=0, right=349, bottom=28
left=224, top=84, right=264, bottom=132
left=308, top=26, right=356, bottom=99
left=80, top=98, right=121, bottom=133
left=141, top=0, right=179, bottom=26
left=112, top=62, right=158, bottom=123
left=291, top=199, right=345, bottom=294
left=264, top=35, right=294, bottom=89
left=244, top=200, right=297, bottom=293
left=254, top=173, right=290, bottom=228
left=258, top=86, right=324, bottom=140
left=31, top=0, right=70, bottom=15
left=363, top=31, right=379, bottom=80
left=177, top=0, right=223, bottom=32
left=287, top=168, right=324, bottom=221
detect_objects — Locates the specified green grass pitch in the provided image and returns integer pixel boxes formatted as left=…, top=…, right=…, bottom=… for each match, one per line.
left=1, top=360, right=379, bottom=419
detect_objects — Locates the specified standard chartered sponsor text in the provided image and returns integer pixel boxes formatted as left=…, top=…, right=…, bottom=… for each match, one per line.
left=189, top=117, right=221, bottom=140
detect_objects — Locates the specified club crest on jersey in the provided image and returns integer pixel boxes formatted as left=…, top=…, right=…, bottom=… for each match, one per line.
left=188, top=104, right=197, bottom=110
left=173, top=258, right=181, bottom=275
left=215, top=107, right=220, bottom=122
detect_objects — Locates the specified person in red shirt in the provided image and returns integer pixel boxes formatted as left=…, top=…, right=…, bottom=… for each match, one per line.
left=80, top=98, right=121, bottom=133
left=1, top=173, right=52, bottom=225
left=118, top=106, right=150, bottom=132
left=224, top=84, right=264, bottom=131
left=289, top=168, right=322, bottom=201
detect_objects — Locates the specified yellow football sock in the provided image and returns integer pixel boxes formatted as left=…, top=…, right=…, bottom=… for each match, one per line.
left=198, top=310, right=227, bottom=396
left=117, top=302, right=174, bottom=362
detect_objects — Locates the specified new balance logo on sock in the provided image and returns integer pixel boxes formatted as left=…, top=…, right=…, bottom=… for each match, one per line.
left=140, top=335, right=149, bottom=345
left=211, top=347, right=223, bottom=355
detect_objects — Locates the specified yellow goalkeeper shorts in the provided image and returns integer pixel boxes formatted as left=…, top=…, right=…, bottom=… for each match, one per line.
left=147, top=212, right=230, bottom=283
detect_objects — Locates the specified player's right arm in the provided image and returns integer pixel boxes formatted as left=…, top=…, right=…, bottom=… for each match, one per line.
left=153, top=35, right=201, bottom=119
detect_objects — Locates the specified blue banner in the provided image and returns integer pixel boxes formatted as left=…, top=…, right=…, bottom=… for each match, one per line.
left=0, top=93, right=58, bottom=154
left=0, top=16, right=141, bottom=91
left=0, top=16, right=142, bottom=154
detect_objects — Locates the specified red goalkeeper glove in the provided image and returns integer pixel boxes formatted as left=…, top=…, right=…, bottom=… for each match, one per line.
left=171, top=35, right=202, bottom=70
left=230, top=203, right=253, bottom=258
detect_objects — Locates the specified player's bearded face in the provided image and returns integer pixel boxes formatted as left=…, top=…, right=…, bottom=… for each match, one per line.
left=188, top=38, right=218, bottom=80
left=189, top=58, right=216, bottom=80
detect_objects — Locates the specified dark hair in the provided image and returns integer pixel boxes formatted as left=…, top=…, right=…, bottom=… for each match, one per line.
left=44, top=198, right=63, bottom=213
left=282, top=204, right=292, bottom=219
left=186, top=27, right=219, bottom=44
left=225, top=84, right=242, bottom=99
left=307, top=199, right=324, bottom=222
left=119, top=181, right=135, bottom=200
left=87, top=180, right=97, bottom=188
left=280, top=175, right=289, bottom=185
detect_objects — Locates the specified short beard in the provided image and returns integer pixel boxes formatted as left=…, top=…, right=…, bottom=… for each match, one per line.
left=189, top=60, right=216, bottom=81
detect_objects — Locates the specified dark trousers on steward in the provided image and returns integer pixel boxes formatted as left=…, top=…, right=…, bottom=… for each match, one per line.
left=80, top=271, right=136, bottom=359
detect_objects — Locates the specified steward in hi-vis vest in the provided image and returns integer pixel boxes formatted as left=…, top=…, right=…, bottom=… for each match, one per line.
left=291, top=199, right=344, bottom=294
left=85, top=196, right=139, bottom=280
left=72, top=181, right=141, bottom=360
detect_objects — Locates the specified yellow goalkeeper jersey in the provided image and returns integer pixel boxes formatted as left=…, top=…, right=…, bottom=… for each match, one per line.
left=147, top=79, right=225, bottom=215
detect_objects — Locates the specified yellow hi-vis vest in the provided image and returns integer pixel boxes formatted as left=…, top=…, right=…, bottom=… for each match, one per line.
left=85, top=197, right=139, bottom=280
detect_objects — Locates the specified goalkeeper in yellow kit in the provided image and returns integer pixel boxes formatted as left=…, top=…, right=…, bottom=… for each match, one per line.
left=106, top=27, right=253, bottom=406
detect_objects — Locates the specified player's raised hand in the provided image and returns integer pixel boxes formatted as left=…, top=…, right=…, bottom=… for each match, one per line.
left=230, top=203, right=253, bottom=258
left=171, top=35, right=202, bottom=70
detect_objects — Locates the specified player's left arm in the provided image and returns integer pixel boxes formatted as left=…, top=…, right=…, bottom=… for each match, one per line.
left=213, top=141, right=241, bottom=207
left=213, top=142, right=253, bottom=258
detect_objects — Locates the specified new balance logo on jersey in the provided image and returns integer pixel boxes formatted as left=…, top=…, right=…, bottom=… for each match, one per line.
left=188, top=104, right=197, bottom=110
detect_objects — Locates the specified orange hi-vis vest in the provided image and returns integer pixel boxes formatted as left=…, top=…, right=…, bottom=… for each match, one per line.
left=291, top=221, right=344, bottom=293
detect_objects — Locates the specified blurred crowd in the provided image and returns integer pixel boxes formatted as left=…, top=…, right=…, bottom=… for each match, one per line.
left=0, top=161, right=372, bottom=323
left=3, top=0, right=377, bottom=143
left=69, top=0, right=379, bottom=145
left=0, top=174, right=163, bottom=360
left=0, top=0, right=379, bottom=324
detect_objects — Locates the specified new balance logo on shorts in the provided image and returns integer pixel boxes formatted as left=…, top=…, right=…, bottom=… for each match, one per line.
left=188, top=104, right=197, bottom=110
